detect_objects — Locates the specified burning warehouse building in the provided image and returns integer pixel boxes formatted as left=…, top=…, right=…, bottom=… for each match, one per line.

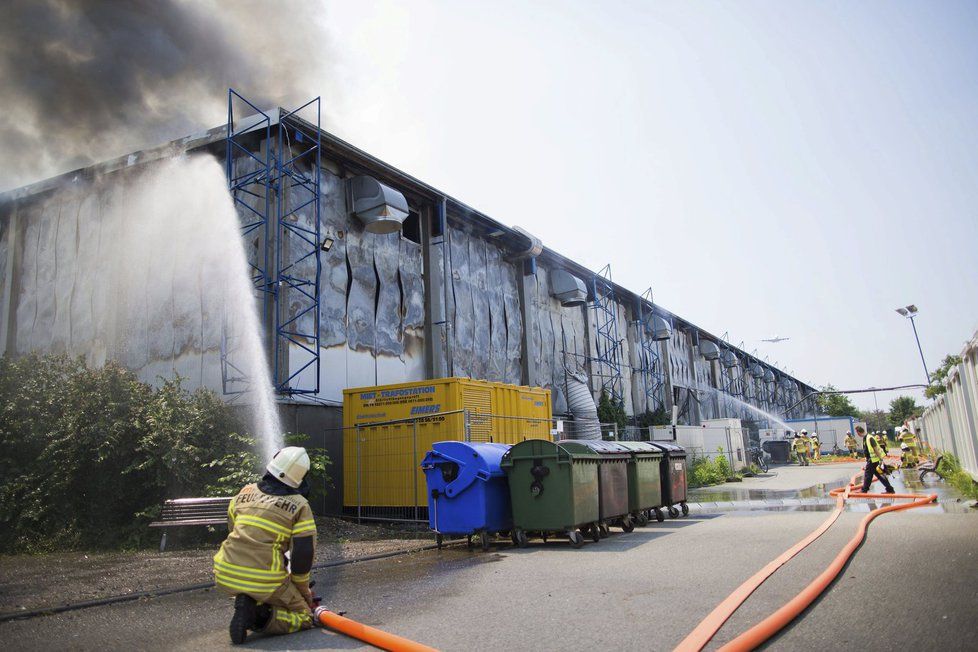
left=0, top=92, right=815, bottom=509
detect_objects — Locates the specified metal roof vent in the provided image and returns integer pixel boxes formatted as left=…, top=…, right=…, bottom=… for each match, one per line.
left=750, top=363, right=765, bottom=378
left=549, top=269, right=587, bottom=306
left=780, top=378, right=796, bottom=392
left=763, top=369, right=776, bottom=383
left=720, top=350, right=739, bottom=368
left=699, top=341, right=721, bottom=361
left=645, top=314, right=673, bottom=341
left=350, top=176, right=408, bottom=234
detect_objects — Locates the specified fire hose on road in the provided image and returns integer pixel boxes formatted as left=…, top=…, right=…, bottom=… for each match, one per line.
left=314, top=607, right=438, bottom=652
left=675, top=462, right=937, bottom=651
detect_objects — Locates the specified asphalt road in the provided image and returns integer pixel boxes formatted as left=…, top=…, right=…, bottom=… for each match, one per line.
left=1, top=464, right=974, bottom=651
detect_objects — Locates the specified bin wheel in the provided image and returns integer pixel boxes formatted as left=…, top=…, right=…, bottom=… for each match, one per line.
left=621, top=516, right=635, bottom=533
left=479, top=531, right=490, bottom=552
left=436, top=534, right=443, bottom=549
left=635, top=512, right=649, bottom=527
left=681, top=502, right=689, bottom=517
left=599, top=523, right=610, bottom=538
left=569, top=530, right=585, bottom=549
left=668, top=506, right=680, bottom=519
left=589, top=523, right=601, bottom=543
left=654, top=508, right=665, bottom=522
left=514, top=529, right=529, bottom=548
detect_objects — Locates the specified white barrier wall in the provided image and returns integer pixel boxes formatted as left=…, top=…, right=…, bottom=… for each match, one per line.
left=653, top=425, right=749, bottom=471
left=913, top=330, right=978, bottom=481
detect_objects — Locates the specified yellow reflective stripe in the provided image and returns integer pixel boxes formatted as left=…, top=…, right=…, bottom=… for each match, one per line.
left=292, top=519, right=316, bottom=535
left=228, top=500, right=236, bottom=522
left=215, top=574, right=280, bottom=593
left=291, top=572, right=310, bottom=583
left=212, top=555, right=285, bottom=578
left=214, top=561, right=287, bottom=582
left=235, top=514, right=291, bottom=537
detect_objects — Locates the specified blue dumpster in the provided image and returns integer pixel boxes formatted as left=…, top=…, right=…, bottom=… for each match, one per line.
left=421, top=441, right=512, bottom=551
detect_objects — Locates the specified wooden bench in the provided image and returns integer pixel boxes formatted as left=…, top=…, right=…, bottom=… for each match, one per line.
left=149, top=497, right=232, bottom=552
left=918, top=455, right=944, bottom=482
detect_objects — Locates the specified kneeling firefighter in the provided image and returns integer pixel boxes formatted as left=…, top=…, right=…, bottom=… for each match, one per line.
left=214, top=447, right=319, bottom=644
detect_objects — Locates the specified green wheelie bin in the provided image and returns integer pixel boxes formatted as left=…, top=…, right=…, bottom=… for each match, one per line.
left=616, top=441, right=665, bottom=525
left=570, top=440, right=633, bottom=537
left=500, top=439, right=601, bottom=548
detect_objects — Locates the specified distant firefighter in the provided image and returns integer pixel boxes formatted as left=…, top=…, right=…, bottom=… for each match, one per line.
left=857, top=426, right=894, bottom=494
left=793, top=431, right=811, bottom=466
left=844, top=431, right=858, bottom=456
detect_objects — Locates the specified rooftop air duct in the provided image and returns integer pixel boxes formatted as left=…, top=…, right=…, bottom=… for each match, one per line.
left=699, top=340, right=721, bottom=361
left=550, top=269, right=587, bottom=306
left=509, top=226, right=543, bottom=260
left=720, top=350, right=739, bottom=368
left=645, top=314, right=673, bottom=341
left=349, top=176, right=409, bottom=234
left=763, top=369, right=776, bottom=383
left=750, top=363, right=765, bottom=378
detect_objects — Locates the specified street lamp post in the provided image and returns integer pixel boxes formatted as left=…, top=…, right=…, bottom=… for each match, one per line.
left=895, top=305, right=930, bottom=385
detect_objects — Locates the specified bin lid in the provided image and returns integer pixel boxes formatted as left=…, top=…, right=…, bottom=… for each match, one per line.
left=502, top=438, right=600, bottom=464
left=615, top=441, right=664, bottom=457
left=424, top=441, right=511, bottom=478
left=560, top=440, right=632, bottom=457
left=648, top=441, right=687, bottom=457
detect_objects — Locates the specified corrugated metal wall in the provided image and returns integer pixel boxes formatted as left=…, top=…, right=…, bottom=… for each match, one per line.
left=915, top=331, right=978, bottom=481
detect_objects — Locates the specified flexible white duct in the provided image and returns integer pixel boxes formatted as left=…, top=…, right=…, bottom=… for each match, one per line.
left=565, top=370, right=601, bottom=440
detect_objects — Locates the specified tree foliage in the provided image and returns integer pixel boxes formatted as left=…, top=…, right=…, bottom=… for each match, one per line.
left=926, top=354, right=963, bottom=399
left=597, top=390, right=628, bottom=431
left=888, top=395, right=922, bottom=427
left=0, top=354, right=323, bottom=553
left=816, top=384, right=861, bottom=417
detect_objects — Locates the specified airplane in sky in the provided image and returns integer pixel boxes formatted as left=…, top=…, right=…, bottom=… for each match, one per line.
left=761, top=336, right=790, bottom=343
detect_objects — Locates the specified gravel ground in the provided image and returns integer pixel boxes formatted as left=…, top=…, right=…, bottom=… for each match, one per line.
left=0, top=517, right=430, bottom=614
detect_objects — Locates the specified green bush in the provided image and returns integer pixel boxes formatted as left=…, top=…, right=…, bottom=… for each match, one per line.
left=0, top=354, right=323, bottom=553
left=937, top=453, right=978, bottom=501
left=689, top=449, right=736, bottom=488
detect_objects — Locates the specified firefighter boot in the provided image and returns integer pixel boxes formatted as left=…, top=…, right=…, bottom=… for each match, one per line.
left=230, top=594, right=257, bottom=645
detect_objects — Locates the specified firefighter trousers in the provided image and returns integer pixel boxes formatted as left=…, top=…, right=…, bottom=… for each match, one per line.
left=861, top=461, right=894, bottom=493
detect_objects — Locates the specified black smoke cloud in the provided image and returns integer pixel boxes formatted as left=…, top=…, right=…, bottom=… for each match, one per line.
left=0, top=0, right=328, bottom=190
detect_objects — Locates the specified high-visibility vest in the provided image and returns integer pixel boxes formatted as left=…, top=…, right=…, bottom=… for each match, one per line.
left=865, top=434, right=883, bottom=463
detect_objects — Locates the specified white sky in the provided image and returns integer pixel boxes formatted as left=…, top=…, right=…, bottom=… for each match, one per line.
left=313, top=1, right=978, bottom=413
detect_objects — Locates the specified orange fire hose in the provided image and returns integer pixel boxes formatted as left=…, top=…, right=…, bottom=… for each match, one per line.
left=676, top=463, right=937, bottom=652
left=314, top=607, right=439, bottom=652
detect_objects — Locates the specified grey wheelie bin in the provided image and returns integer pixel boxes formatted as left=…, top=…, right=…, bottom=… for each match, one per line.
left=616, top=441, right=665, bottom=524
left=566, top=440, right=633, bottom=537
left=500, top=439, right=601, bottom=548
left=649, top=441, right=689, bottom=518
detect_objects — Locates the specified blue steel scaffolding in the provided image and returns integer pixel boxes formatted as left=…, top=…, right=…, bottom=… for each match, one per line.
left=590, top=264, right=625, bottom=406
left=223, top=89, right=321, bottom=396
left=635, top=287, right=665, bottom=413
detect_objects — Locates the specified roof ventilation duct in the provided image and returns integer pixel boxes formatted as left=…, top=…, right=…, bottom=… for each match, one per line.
left=750, top=363, right=765, bottom=378
left=509, top=226, right=543, bottom=260
left=720, top=350, right=739, bottom=368
left=550, top=269, right=587, bottom=306
left=349, top=176, right=409, bottom=234
left=780, top=378, right=797, bottom=392
left=699, top=341, right=721, bottom=361
left=763, top=369, right=776, bottom=383
left=645, top=314, right=673, bottom=341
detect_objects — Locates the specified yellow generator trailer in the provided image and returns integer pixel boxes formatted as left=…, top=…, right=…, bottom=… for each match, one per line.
left=343, top=378, right=552, bottom=510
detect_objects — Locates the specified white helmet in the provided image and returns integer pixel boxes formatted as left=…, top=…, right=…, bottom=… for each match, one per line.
left=267, top=446, right=310, bottom=488
left=900, top=426, right=909, bottom=433
left=846, top=430, right=852, bottom=435
left=801, top=429, right=808, bottom=435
